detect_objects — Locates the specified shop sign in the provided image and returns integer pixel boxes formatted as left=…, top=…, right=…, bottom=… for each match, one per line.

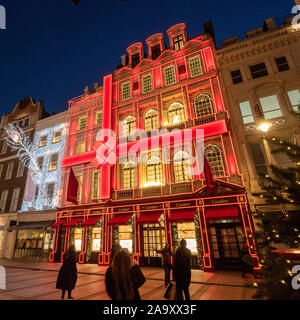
left=204, top=197, right=237, bottom=205
left=171, top=201, right=196, bottom=208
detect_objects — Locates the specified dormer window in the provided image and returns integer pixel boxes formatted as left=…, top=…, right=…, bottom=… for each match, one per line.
left=132, top=53, right=140, bottom=68
left=173, top=35, right=184, bottom=51
left=151, top=44, right=161, bottom=59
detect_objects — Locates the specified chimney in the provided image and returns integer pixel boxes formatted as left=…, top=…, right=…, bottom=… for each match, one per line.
left=263, top=17, right=276, bottom=31
left=121, top=54, right=128, bottom=67
left=203, top=21, right=216, bottom=46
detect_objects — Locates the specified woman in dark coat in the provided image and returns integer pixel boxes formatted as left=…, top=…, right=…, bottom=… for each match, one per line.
left=153, top=244, right=173, bottom=288
left=105, top=249, right=146, bottom=300
left=56, top=245, right=77, bottom=299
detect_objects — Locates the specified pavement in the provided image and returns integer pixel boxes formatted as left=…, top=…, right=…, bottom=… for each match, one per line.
left=0, top=259, right=257, bottom=300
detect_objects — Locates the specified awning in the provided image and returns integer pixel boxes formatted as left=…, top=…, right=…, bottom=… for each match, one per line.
left=51, top=219, right=66, bottom=228
left=136, top=211, right=162, bottom=224
left=108, top=214, right=132, bottom=226
left=205, top=206, right=239, bottom=219
left=63, top=217, right=83, bottom=228
left=17, top=221, right=54, bottom=230
left=81, top=216, right=102, bottom=227
left=169, top=209, right=195, bottom=222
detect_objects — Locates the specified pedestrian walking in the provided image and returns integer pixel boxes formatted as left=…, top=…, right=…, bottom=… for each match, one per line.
left=56, top=245, right=77, bottom=299
left=173, top=239, right=192, bottom=300
left=240, top=245, right=257, bottom=279
left=109, top=243, right=121, bottom=265
left=152, top=244, right=173, bottom=288
left=105, top=249, right=146, bottom=300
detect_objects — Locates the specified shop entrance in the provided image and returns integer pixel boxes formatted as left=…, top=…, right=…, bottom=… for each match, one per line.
left=208, top=219, right=244, bottom=270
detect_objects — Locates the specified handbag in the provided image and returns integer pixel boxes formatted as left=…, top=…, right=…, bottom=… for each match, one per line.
left=164, top=281, right=176, bottom=299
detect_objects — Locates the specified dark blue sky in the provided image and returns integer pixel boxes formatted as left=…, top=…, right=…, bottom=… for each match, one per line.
left=0, top=0, right=295, bottom=115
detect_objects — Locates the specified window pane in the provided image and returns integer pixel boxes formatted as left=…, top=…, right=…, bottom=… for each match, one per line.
left=121, top=82, right=131, bottom=101
left=188, top=55, right=202, bottom=77
left=287, top=90, right=300, bottom=112
left=142, top=74, right=152, bottom=94
left=259, top=95, right=282, bottom=119
left=164, top=66, right=176, bottom=86
left=239, top=101, right=254, bottom=124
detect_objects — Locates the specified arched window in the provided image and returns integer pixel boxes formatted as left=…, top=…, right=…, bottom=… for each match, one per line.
left=122, top=161, right=135, bottom=189
left=168, top=102, right=185, bottom=125
left=144, top=109, right=158, bottom=131
left=123, top=116, right=136, bottom=136
left=194, top=94, right=214, bottom=118
left=173, top=151, right=192, bottom=182
left=145, top=155, right=162, bottom=186
left=204, top=144, right=226, bottom=177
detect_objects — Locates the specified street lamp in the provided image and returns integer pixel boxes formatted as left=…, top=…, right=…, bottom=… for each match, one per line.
left=258, top=121, right=272, bottom=133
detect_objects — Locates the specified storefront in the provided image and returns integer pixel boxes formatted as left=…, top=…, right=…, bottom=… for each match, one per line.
left=14, top=221, right=54, bottom=260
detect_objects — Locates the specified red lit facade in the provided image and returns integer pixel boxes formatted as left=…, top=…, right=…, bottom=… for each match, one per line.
left=50, top=23, right=259, bottom=271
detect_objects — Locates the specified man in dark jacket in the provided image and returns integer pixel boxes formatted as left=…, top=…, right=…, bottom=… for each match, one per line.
left=173, top=239, right=192, bottom=300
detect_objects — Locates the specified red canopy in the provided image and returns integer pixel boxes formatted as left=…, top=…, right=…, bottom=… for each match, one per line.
left=63, top=217, right=83, bottom=228
left=51, top=219, right=66, bottom=228
left=205, top=206, right=239, bottom=219
left=136, top=212, right=162, bottom=224
left=108, top=214, right=132, bottom=226
left=81, top=216, right=102, bottom=227
left=169, top=210, right=195, bottom=222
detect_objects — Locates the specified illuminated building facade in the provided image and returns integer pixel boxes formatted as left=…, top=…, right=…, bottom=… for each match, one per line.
left=51, top=23, right=259, bottom=271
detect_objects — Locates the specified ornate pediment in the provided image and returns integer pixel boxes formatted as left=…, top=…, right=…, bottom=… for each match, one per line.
left=114, top=67, right=131, bottom=81
left=8, top=97, right=40, bottom=122
left=196, top=179, right=245, bottom=198
left=158, top=49, right=176, bottom=63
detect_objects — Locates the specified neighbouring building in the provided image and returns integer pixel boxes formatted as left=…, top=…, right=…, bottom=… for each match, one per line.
left=216, top=15, right=300, bottom=216
left=14, top=111, right=67, bottom=261
left=50, top=23, right=259, bottom=272
left=0, top=97, right=49, bottom=259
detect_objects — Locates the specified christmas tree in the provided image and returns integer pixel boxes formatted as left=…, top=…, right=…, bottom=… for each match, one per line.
left=251, top=113, right=300, bottom=299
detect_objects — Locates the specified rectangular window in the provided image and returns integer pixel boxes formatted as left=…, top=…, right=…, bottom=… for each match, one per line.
left=121, top=81, right=131, bottom=101
left=24, top=118, right=29, bottom=127
left=131, top=53, right=140, bottom=68
left=231, top=69, right=243, bottom=84
left=5, top=162, right=14, bottom=180
left=52, top=130, right=61, bottom=143
left=95, top=111, right=102, bottom=125
left=188, top=55, right=203, bottom=77
left=34, top=185, right=39, bottom=203
left=1, top=140, right=7, bottom=154
left=287, top=89, right=300, bottom=113
left=275, top=56, right=289, bottom=72
left=75, top=141, right=85, bottom=154
left=249, top=62, right=268, bottom=79
left=151, top=44, right=161, bottom=60
left=10, top=188, right=20, bottom=212
left=249, top=144, right=268, bottom=186
left=178, top=64, right=186, bottom=75
left=0, top=165, right=3, bottom=179
left=37, top=157, right=44, bottom=171
left=39, top=134, right=48, bottom=147
left=49, top=153, right=59, bottom=171
left=92, top=227, right=101, bottom=252
left=46, top=183, right=55, bottom=201
left=0, top=190, right=8, bottom=213
left=239, top=101, right=254, bottom=124
left=173, top=35, right=184, bottom=51
left=164, top=65, right=176, bottom=86
left=142, top=74, right=152, bottom=94
left=259, top=95, right=283, bottom=119
left=16, top=162, right=24, bottom=177
left=78, top=116, right=87, bottom=130
left=91, top=170, right=99, bottom=200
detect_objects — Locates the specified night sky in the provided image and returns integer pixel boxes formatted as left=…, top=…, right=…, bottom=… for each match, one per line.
left=0, top=0, right=296, bottom=115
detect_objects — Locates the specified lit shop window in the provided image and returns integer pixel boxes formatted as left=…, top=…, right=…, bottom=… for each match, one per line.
left=92, top=227, right=101, bottom=252
left=122, top=161, right=135, bottom=189
left=259, top=95, right=282, bottom=120
left=173, top=151, right=192, bottom=183
left=75, top=141, right=85, bottom=154
left=193, top=94, right=214, bottom=118
left=49, top=153, right=59, bottom=171
left=91, top=170, right=99, bottom=200
left=39, top=134, right=48, bottom=147
left=204, top=144, right=226, bottom=178
left=52, top=130, right=61, bottom=143
left=239, top=101, right=254, bottom=124
left=121, top=81, right=131, bottom=101
left=142, top=74, right=152, bottom=94
left=188, top=55, right=203, bottom=77
left=95, top=111, right=102, bottom=126
left=145, top=155, right=162, bottom=187
left=287, top=89, right=300, bottom=113
left=177, top=222, right=197, bottom=254
left=164, top=65, right=176, bottom=86
left=173, top=35, right=184, bottom=51
left=119, top=225, right=133, bottom=253
left=144, top=109, right=158, bottom=131
left=74, top=228, right=82, bottom=252
left=168, top=102, right=185, bottom=125
left=122, top=116, right=136, bottom=136
left=78, top=116, right=87, bottom=130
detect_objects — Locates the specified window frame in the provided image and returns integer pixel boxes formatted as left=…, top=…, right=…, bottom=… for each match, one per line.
left=167, top=102, right=185, bottom=125
left=49, top=153, right=59, bottom=171
left=188, top=55, right=203, bottom=78
left=163, top=65, right=176, bottom=86
left=144, top=109, right=158, bottom=132
left=121, top=81, right=131, bottom=101
left=204, top=144, right=226, bottom=178
left=249, top=62, right=269, bottom=79
left=52, top=130, right=62, bottom=144
left=39, top=134, right=48, bottom=147
left=193, top=94, right=214, bottom=118
left=173, top=151, right=192, bottom=183
left=173, top=35, right=184, bottom=51
left=141, top=74, right=153, bottom=94
left=78, top=116, right=87, bottom=131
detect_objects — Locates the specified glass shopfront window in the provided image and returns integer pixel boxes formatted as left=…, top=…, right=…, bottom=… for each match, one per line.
left=74, top=228, right=83, bottom=252
left=177, top=222, right=198, bottom=254
left=92, top=227, right=101, bottom=252
left=119, top=225, right=132, bottom=253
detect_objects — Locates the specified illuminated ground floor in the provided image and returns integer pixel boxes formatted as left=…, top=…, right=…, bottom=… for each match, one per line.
left=50, top=181, right=260, bottom=272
